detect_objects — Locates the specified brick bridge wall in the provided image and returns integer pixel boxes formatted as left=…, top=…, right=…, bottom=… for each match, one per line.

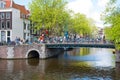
left=0, top=44, right=64, bottom=59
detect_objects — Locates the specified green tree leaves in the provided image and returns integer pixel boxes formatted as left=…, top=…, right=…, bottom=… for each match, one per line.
left=29, top=0, right=96, bottom=36
left=103, top=0, right=120, bottom=49
left=71, top=13, right=90, bottom=34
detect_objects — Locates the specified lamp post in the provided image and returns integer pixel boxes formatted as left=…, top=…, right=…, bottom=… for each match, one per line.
left=64, top=18, right=68, bottom=42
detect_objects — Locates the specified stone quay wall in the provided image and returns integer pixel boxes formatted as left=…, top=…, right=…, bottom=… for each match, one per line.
left=0, top=44, right=64, bottom=59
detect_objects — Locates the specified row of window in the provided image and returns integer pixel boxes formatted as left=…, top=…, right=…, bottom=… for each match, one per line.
left=0, top=31, right=30, bottom=42
left=24, top=23, right=30, bottom=30
left=0, top=31, right=31, bottom=42
left=0, top=12, right=11, bottom=19
left=23, top=22, right=30, bottom=40
left=0, top=20, right=11, bottom=29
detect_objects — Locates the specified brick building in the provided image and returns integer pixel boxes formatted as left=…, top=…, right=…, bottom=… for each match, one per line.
left=0, top=0, right=30, bottom=42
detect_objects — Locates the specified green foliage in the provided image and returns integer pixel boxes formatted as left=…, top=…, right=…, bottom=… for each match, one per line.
left=29, top=0, right=68, bottom=33
left=103, top=0, right=120, bottom=49
left=70, top=13, right=93, bottom=35
left=29, top=0, right=96, bottom=36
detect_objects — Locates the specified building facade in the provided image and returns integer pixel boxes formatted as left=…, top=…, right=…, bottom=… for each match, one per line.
left=0, top=0, right=30, bottom=43
left=97, top=27, right=104, bottom=39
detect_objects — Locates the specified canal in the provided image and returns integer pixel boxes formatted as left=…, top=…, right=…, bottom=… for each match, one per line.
left=0, top=48, right=120, bottom=80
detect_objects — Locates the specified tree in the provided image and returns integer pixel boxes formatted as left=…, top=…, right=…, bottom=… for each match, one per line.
left=70, top=13, right=93, bottom=36
left=103, top=0, right=120, bottom=49
left=29, top=0, right=95, bottom=37
left=29, top=0, right=69, bottom=35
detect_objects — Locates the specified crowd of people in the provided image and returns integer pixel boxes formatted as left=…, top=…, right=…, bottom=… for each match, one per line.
left=0, top=29, right=108, bottom=46
left=14, top=37, right=29, bottom=45
left=37, top=33, right=106, bottom=44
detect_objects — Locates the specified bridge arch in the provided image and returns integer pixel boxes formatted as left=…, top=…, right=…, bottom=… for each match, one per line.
left=26, top=49, right=41, bottom=59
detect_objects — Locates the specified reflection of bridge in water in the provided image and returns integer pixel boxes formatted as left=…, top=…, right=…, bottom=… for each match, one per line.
left=46, top=43, right=115, bottom=49
left=0, top=58, right=120, bottom=80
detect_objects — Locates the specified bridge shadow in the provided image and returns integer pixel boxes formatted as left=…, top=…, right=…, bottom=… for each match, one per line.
left=27, top=58, right=39, bottom=66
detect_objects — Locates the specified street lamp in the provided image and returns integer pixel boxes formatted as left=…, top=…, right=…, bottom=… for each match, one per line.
left=64, top=19, right=68, bottom=42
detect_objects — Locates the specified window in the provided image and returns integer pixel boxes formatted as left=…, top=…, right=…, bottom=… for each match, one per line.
left=1, top=13, right=5, bottom=19
left=1, top=21, right=5, bottom=29
left=7, top=31, right=11, bottom=42
left=1, top=31, right=6, bottom=42
left=0, top=2, right=5, bottom=8
left=7, top=37, right=11, bottom=42
left=7, top=31, right=10, bottom=36
left=24, top=33, right=26, bottom=39
left=27, top=24, right=30, bottom=30
left=6, top=12, right=10, bottom=19
left=30, top=28, right=34, bottom=34
left=24, top=22, right=26, bottom=30
left=6, top=20, right=10, bottom=29
left=28, top=33, right=29, bottom=36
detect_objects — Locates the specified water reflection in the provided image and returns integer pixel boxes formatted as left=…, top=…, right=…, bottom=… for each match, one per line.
left=63, top=48, right=115, bottom=67
left=0, top=48, right=119, bottom=80
left=27, top=59, right=39, bottom=66
left=115, top=63, right=120, bottom=79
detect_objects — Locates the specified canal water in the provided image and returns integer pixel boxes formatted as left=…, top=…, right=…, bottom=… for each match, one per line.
left=0, top=48, right=120, bottom=80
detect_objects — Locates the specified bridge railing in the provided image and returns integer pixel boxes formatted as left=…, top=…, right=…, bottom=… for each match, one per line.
left=43, top=37, right=113, bottom=44
left=0, top=37, right=114, bottom=46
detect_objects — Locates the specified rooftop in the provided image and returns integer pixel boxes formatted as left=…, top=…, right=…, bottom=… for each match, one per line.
left=0, top=0, right=29, bottom=15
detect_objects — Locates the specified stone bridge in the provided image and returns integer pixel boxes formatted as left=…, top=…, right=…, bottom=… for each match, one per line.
left=0, top=43, right=120, bottom=62
left=0, top=44, right=63, bottom=59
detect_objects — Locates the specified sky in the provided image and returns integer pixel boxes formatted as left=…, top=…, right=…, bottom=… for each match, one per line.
left=13, top=0, right=110, bottom=28
left=66, top=0, right=110, bottom=28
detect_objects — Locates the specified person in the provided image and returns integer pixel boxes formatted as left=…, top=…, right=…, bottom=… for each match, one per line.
left=19, top=39, right=23, bottom=45
left=38, top=35, right=44, bottom=43
left=15, top=37, right=19, bottom=45
left=103, top=35, right=106, bottom=43
left=45, top=29, right=48, bottom=35
left=25, top=39, right=29, bottom=43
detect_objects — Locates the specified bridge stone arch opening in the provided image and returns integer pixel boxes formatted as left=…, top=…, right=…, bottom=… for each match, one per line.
left=27, top=50, right=40, bottom=59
